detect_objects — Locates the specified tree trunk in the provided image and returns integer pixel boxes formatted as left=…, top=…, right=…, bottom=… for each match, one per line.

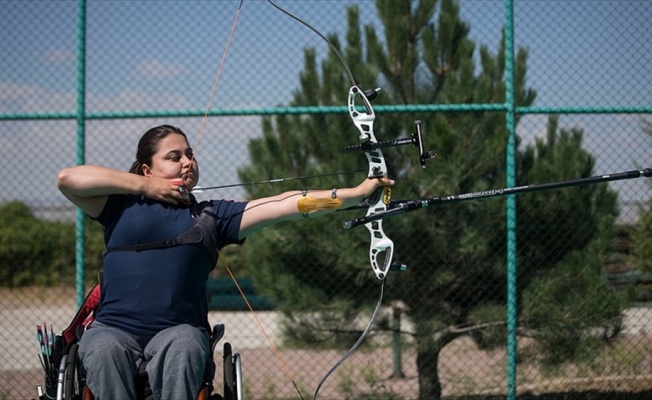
left=416, top=336, right=442, bottom=400
left=415, top=325, right=462, bottom=400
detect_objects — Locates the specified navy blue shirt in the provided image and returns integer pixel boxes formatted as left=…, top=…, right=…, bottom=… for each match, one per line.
left=94, top=194, right=247, bottom=336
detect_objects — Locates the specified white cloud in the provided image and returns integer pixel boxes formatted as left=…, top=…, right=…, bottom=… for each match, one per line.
left=43, top=49, right=74, bottom=64
left=0, top=82, right=41, bottom=102
left=515, top=114, right=549, bottom=149
left=0, top=82, right=74, bottom=113
left=86, top=88, right=193, bottom=111
left=136, top=60, right=186, bottom=79
left=0, top=81, right=197, bottom=115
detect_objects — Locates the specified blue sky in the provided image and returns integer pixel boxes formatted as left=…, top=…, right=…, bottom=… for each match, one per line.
left=0, top=0, right=650, bottom=219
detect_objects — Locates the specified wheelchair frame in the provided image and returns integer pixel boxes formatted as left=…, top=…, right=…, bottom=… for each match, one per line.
left=37, top=283, right=244, bottom=400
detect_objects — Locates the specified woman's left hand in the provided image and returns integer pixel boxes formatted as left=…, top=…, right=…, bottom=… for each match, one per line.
left=358, top=176, right=395, bottom=198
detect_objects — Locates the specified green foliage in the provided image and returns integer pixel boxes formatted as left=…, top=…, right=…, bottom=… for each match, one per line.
left=84, top=217, right=108, bottom=282
left=467, top=304, right=508, bottom=350
left=632, top=200, right=652, bottom=272
left=0, top=201, right=74, bottom=286
left=631, top=118, right=652, bottom=272
left=337, top=364, right=400, bottom=400
left=0, top=201, right=105, bottom=287
left=522, top=236, right=627, bottom=366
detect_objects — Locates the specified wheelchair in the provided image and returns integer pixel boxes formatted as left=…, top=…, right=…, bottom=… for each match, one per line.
left=37, top=283, right=243, bottom=400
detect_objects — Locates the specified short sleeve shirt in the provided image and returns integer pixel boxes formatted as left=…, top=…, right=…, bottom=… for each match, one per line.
left=94, top=194, right=247, bottom=336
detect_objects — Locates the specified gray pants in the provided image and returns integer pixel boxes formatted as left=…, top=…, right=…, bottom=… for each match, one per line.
left=78, top=321, right=210, bottom=400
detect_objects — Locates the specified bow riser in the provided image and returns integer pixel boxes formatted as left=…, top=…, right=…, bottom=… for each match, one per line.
left=368, top=220, right=394, bottom=280
left=348, top=85, right=395, bottom=280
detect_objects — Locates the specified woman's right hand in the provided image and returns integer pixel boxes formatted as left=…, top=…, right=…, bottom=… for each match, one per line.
left=142, top=177, right=190, bottom=205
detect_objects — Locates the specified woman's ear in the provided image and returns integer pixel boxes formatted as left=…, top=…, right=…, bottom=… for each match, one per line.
left=141, top=164, right=152, bottom=177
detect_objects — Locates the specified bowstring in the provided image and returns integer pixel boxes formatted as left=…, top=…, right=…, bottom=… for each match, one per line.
left=313, top=278, right=385, bottom=400
left=191, top=2, right=306, bottom=398
left=218, top=251, right=306, bottom=400
left=189, top=0, right=243, bottom=169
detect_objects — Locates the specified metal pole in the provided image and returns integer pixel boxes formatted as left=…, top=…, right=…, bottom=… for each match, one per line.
left=74, top=0, right=87, bottom=308
left=503, top=0, right=518, bottom=398
left=391, top=306, right=405, bottom=379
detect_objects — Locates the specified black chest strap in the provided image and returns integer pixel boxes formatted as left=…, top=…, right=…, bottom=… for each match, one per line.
left=102, top=226, right=204, bottom=255
left=102, top=201, right=220, bottom=264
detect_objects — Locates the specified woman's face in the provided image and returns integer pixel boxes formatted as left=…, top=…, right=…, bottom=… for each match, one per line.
left=142, top=133, right=199, bottom=189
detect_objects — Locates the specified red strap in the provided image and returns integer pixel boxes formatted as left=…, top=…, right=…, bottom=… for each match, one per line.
left=62, top=284, right=101, bottom=344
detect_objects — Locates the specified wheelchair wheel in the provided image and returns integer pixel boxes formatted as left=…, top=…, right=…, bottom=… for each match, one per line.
left=223, top=343, right=235, bottom=400
left=233, top=353, right=243, bottom=400
left=63, top=343, right=83, bottom=399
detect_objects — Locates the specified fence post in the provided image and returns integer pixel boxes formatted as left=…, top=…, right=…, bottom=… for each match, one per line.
left=391, top=305, right=405, bottom=379
left=504, top=0, right=518, bottom=399
left=74, top=0, right=87, bottom=308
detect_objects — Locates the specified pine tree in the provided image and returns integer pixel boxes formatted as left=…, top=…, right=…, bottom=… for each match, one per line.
left=238, top=1, right=624, bottom=398
left=632, top=118, right=652, bottom=272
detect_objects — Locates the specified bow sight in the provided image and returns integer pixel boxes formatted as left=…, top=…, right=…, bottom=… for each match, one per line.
left=344, top=119, right=437, bottom=169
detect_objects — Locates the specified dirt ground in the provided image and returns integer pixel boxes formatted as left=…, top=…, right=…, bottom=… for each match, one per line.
left=6, top=348, right=652, bottom=399
left=3, top=286, right=652, bottom=399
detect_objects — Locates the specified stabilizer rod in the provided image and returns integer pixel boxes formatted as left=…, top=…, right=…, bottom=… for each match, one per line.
left=343, top=168, right=652, bottom=229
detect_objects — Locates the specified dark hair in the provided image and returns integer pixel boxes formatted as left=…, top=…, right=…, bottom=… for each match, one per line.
left=129, top=125, right=188, bottom=175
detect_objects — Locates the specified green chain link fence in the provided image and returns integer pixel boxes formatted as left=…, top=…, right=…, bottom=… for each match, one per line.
left=1, top=1, right=651, bottom=399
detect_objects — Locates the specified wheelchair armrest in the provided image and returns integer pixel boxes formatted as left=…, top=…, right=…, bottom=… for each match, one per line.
left=211, top=324, right=225, bottom=354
